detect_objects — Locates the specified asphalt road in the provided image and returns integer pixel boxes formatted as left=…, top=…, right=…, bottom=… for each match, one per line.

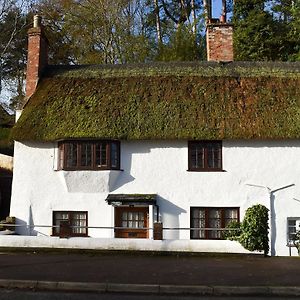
left=0, top=251, right=299, bottom=286
left=0, top=290, right=299, bottom=300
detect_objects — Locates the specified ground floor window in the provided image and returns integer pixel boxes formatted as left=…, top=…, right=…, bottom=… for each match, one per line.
left=115, top=207, right=148, bottom=239
left=190, top=207, right=239, bottom=239
left=287, top=218, right=300, bottom=244
left=53, top=211, right=88, bottom=237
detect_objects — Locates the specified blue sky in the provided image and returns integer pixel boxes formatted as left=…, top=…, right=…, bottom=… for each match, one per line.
left=212, top=0, right=223, bottom=17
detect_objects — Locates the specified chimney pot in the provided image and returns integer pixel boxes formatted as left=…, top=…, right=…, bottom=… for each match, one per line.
left=33, top=15, right=42, bottom=28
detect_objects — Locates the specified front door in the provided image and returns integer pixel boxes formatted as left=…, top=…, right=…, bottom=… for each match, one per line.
left=115, top=207, right=149, bottom=238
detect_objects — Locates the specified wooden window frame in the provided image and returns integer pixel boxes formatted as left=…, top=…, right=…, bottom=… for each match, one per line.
left=58, top=140, right=120, bottom=171
left=52, top=211, right=88, bottom=237
left=190, top=207, right=239, bottom=240
left=287, top=218, right=300, bottom=245
left=188, top=140, right=222, bottom=172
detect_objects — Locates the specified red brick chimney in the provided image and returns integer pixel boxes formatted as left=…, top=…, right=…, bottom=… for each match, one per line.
left=26, top=15, right=48, bottom=98
left=205, top=0, right=234, bottom=62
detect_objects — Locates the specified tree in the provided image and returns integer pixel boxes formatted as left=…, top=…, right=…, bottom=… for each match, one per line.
left=146, top=0, right=205, bottom=61
left=0, top=0, right=33, bottom=109
left=36, top=0, right=152, bottom=64
left=233, top=0, right=300, bottom=61
left=272, top=0, right=300, bottom=61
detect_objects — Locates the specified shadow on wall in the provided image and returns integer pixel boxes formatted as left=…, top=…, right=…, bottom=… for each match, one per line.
left=158, top=196, right=186, bottom=240
left=15, top=205, right=38, bottom=236
left=110, top=171, right=135, bottom=192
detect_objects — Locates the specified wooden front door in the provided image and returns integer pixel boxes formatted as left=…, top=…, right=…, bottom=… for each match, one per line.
left=115, top=207, right=149, bottom=238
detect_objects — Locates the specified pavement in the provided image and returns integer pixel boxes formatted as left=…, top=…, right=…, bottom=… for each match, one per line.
left=0, top=249, right=299, bottom=296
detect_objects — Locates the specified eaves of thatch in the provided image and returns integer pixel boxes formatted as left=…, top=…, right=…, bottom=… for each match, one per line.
left=11, top=61, right=300, bottom=142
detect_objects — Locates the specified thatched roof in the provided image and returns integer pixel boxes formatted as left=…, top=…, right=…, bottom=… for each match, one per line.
left=11, top=61, right=300, bottom=141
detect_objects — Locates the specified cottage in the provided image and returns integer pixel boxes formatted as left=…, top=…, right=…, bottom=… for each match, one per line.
left=9, top=13, right=300, bottom=256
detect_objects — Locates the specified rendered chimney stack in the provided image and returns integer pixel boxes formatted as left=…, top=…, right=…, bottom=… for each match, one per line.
left=206, top=0, right=233, bottom=62
left=26, top=15, right=48, bottom=98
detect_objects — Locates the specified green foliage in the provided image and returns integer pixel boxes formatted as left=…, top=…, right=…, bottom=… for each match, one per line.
left=0, top=128, right=13, bottom=155
left=233, top=0, right=300, bottom=61
left=223, top=220, right=241, bottom=241
left=239, top=204, right=269, bottom=256
left=10, top=62, right=300, bottom=142
left=156, top=25, right=205, bottom=61
left=291, top=230, right=300, bottom=255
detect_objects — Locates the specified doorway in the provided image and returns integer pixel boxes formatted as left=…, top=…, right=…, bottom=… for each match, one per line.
left=115, top=206, right=149, bottom=238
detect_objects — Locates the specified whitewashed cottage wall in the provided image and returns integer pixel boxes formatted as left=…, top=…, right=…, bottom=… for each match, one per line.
left=10, top=139, right=300, bottom=256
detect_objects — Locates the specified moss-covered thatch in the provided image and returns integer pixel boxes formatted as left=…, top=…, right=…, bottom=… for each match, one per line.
left=11, top=61, right=300, bottom=141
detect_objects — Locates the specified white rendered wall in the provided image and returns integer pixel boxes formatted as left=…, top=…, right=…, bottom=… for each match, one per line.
left=10, top=139, right=300, bottom=256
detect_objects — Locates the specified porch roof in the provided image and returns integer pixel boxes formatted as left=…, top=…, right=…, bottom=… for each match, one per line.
left=106, top=194, right=157, bottom=206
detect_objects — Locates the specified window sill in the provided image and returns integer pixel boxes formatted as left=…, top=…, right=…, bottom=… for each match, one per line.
left=187, top=169, right=226, bottom=172
left=55, top=169, right=124, bottom=172
left=51, top=235, right=90, bottom=238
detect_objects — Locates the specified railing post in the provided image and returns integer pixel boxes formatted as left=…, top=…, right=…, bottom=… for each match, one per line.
left=153, top=222, right=163, bottom=240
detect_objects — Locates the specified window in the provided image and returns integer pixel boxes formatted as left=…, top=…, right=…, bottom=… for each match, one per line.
left=58, top=140, right=120, bottom=170
left=188, top=141, right=222, bottom=171
left=53, top=211, right=88, bottom=237
left=190, top=207, right=239, bottom=239
left=287, top=218, right=300, bottom=244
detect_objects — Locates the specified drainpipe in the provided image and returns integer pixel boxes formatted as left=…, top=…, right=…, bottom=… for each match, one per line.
left=245, top=183, right=295, bottom=256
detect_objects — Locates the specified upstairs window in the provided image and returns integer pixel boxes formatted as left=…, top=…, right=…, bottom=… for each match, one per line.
left=58, top=140, right=120, bottom=170
left=188, top=141, right=222, bottom=171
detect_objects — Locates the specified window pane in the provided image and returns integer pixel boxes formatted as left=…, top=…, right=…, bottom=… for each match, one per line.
left=191, top=208, right=206, bottom=239
left=122, top=212, right=128, bottom=221
left=58, top=144, right=64, bottom=169
left=72, top=213, right=87, bottom=234
left=207, top=142, right=221, bottom=169
left=191, top=144, right=204, bottom=169
left=111, top=142, right=118, bottom=168
left=208, top=209, right=221, bottom=239
left=80, top=143, right=92, bottom=167
left=95, top=142, right=108, bottom=167
left=66, top=143, right=77, bottom=168
left=288, top=220, right=296, bottom=226
left=53, top=212, right=70, bottom=235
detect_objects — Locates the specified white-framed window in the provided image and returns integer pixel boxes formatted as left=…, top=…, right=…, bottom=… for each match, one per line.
left=287, top=218, right=300, bottom=244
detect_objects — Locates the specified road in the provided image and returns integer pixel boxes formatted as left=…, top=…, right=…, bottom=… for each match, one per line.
left=0, top=290, right=298, bottom=300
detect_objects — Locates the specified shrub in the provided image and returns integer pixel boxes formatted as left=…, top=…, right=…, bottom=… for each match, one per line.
left=223, top=220, right=241, bottom=241
left=292, top=230, right=300, bottom=255
left=239, top=204, right=269, bottom=256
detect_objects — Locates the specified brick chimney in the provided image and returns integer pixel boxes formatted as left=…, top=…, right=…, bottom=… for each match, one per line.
left=26, top=15, right=48, bottom=98
left=205, top=0, right=234, bottom=62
